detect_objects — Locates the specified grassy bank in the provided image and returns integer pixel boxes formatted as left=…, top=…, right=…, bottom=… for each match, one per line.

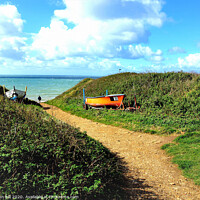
left=47, top=72, right=200, bottom=185
left=0, top=96, right=127, bottom=198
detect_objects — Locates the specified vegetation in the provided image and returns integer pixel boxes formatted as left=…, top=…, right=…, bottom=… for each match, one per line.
left=0, top=96, right=126, bottom=198
left=162, top=132, right=200, bottom=185
left=47, top=72, right=200, bottom=185
left=0, top=85, right=8, bottom=95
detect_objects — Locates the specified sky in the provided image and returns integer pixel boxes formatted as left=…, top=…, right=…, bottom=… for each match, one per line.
left=0, top=0, right=200, bottom=76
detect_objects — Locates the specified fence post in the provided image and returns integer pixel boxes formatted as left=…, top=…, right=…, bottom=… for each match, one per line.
left=83, top=88, right=86, bottom=105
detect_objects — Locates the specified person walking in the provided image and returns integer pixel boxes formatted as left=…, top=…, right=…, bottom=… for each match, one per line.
left=38, top=96, right=41, bottom=103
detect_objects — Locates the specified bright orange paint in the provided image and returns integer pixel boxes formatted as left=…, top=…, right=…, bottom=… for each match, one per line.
left=85, top=94, right=125, bottom=108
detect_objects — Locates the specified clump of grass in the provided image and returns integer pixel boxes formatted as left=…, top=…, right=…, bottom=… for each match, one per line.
left=0, top=96, right=125, bottom=198
left=162, top=132, right=200, bottom=185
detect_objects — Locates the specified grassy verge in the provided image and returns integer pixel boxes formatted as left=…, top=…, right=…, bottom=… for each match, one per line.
left=162, top=132, right=200, bottom=185
left=47, top=72, right=200, bottom=185
left=0, top=96, right=128, bottom=198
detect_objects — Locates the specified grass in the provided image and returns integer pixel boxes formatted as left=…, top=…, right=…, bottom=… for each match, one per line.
left=47, top=72, right=200, bottom=185
left=162, top=132, right=200, bottom=185
left=0, top=96, right=128, bottom=198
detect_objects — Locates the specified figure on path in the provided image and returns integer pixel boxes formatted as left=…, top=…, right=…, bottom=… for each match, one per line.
left=38, top=96, right=41, bottom=103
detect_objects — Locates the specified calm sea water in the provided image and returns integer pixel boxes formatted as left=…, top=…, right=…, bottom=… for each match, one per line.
left=0, top=75, right=98, bottom=102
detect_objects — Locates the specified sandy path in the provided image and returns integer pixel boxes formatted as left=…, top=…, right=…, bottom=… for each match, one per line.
left=41, top=103, right=200, bottom=200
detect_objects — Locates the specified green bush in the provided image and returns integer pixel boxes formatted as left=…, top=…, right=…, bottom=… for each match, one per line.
left=0, top=97, right=123, bottom=198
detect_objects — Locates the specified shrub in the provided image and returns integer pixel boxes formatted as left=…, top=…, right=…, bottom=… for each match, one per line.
left=0, top=97, right=123, bottom=198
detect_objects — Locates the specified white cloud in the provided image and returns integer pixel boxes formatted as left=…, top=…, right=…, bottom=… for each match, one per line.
left=0, top=1, right=167, bottom=75
left=127, top=53, right=200, bottom=73
left=178, top=53, right=200, bottom=69
left=32, top=0, right=166, bottom=60
left=0, top=4, right=26, bottom=60
left=141, top=53, right=200, bottom=73
left=0, top=4, right=23, bottom=36
left=88, top=59, right=122, bottom=70
left=0, top=36, right=26, bottom=60
left=127, top=44, right=163, bottom=62
left=129, top=44, right=152, bottom=58
left=60, top=0, right=165, bottom=26
left=168, top=46, right=186, bottom=54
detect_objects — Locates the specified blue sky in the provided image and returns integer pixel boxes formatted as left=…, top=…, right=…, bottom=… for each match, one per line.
left=0, top=0, right=200, bottom=76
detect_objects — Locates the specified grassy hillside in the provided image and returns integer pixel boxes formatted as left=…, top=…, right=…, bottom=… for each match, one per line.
left=47, top=72, right=200, bottom=185
left=0, top=96, right=126, bottom=198
left=48, top=72, right=200, bottom=134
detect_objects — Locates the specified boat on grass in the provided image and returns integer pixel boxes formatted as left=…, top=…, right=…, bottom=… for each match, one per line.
left=83, top=89, right=140, bottom=111
left=3, top=86, right=27, bottom=102
left=85, top=94, right=125, bottom=109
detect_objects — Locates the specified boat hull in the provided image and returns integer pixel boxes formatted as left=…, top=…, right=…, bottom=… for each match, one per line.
left=5, top=89, right=26, bottom=99
left=85, top=94, right=125, bottom=108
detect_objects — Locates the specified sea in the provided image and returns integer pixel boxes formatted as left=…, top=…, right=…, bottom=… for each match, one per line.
left=0, top=75, right=99, bottom=102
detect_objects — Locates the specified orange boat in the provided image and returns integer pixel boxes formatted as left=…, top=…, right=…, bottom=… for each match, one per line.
left=85, top=94, right=125, bottom=109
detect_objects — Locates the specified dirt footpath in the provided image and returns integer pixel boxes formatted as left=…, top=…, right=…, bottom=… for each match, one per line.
left=41, top=103, right=200, bottom=200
